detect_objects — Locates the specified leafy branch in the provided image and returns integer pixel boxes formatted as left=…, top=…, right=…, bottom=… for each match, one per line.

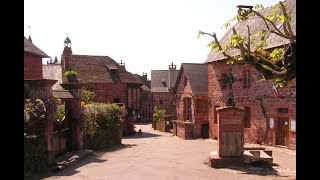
left=198, top=1, right=296, bottom=87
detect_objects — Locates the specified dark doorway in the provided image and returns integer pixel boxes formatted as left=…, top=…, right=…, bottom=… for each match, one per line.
left=277, top=117, right=289, bottom=146
left=201, top=124, right=209, bottom=139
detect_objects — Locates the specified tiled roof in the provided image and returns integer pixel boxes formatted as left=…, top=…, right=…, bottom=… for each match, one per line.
left=53, top=90, right=75, bottom=99
left=151, top=69, right=179, bottom=93
left=43, top=64, right=63, bottom=90
left=62, top=54, right=142, bottom=84
left=24, top=37, right=50, bottom=58
left=205, top=0, right=296, bottom=63
left=176, top=63, right=208, bottom=95
left=151, top=70, right=167, bottom=92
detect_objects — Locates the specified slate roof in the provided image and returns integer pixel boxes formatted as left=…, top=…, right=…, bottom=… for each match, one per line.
left=175, top=63, right=208, bottom=95
left=62, top=54, right=142, bottom=84
left=133, top=74, right=151, bottom=91
left=53, top=90, right=75, bottom=99
left=24, top=37, right=50, bottom=58
left=43, top=64, right=63, bottom=90
left=151, top=69, right=179, bottom=93
left=205, top=0, right=296, bottom=63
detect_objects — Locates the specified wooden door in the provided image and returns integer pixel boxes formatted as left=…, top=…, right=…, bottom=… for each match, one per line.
left=278, top=117, right=289, bottom=146
left=221, top=132, right=242, bottom=157
left=201, top=124, right=209, bottom=139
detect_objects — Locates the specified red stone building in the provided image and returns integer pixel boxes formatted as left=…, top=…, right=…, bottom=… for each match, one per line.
left=24, top=36, right=60, bottom=165
left=60, top=37, right=143, bottom=135
left=133, top=73, right=152, bottom=122
left=172, top=63, right=209, bottom=139
left=205, top=0, right=296, bottom=148
left=151, top=63, right=179, bottom=120
left=24, top=36, right=50, bottom=80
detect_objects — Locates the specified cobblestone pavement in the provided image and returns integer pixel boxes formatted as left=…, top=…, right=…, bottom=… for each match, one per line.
left=44, top=123, right=296, bottom=180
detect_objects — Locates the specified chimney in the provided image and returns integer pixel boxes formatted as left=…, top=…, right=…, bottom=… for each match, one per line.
left=142, top=72, right=148, bottom=82
left=168, top=62, right=177, bottom=90
left=168, top=62, right=177, bottom=70
left=119, top=60, right=126, bottom=70
left=236, top=5, right=253, bottom=21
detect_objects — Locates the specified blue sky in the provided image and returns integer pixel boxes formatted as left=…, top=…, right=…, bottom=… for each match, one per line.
left=24, top=0, right=281, bottom=78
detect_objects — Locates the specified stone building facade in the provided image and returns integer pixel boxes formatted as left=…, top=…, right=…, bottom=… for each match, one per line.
left=172, top=63, right=209, bottom=139
left=151, top=63, right=179, bottom=121
left=205, top=0, right=296, bottom=148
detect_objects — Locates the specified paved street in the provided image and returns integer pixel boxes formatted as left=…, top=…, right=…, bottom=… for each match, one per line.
left=45, top=123, right=296, bottom=180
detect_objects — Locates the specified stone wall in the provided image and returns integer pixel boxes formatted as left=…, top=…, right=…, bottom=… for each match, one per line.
left=207, top=61, right=296, bottom=149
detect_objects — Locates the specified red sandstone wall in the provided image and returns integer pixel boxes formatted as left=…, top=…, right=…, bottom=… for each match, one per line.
left=141, top=90, right=152, bottom=121
left=208, top=61, right=296, bottom=148
left=78, top=83, right=126, bottom=104
left=174, top=70, right=209, bottom=138
left=24, top=53, right=43, bottom=79
left=152, top=92, right=175, bottom=117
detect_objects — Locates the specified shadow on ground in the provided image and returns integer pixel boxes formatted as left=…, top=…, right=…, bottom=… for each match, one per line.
left=122, top=131, right=162, bottom=139
left=30, top=144, right=137, bottom=179
left=211, top=162, right=282, bottom=177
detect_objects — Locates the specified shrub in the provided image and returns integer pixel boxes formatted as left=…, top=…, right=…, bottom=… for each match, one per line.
left=81, top=103, right=121, bottom=150
left=24, top=98, right=57, bottom=176
left=153, top=106, right=166, bottom=121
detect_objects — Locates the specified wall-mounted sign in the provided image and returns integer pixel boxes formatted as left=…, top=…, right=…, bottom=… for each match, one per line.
left=222, top=118, right=241, bottom=125
left=290, top=119, right=296, bottom=132
left=269, top=118, right=274, bottom=129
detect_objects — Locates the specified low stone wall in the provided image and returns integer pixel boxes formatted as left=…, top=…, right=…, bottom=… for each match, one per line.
left=156, top=119, right=170, bottom=132
left=172, top=120, right=194, bottom=139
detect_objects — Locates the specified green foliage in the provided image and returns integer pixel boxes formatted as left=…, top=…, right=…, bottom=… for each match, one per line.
left=56, top=104, right=65, bottom=120
left=24, top=136, right=47, bottom=177
left=81, top=103, right=121, bottom=150
left=254, top=4, right=264, bottom=11
left=63, top=70, right=77, bottom=77
left=24, top=98, right=56, bottom=177
left=81, top=87, right=96, bottom=104
left=153, top=106, right=166, bottom=121
left=269, top=48, right=284, bottom=62
left=207, top=40, right=219, bottom=50
left=230, top=34, right=244, bottom=48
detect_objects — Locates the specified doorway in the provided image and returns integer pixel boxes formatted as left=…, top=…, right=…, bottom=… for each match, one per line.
left=277, top=117, right=289, bottom=146
left=201, top=124, right=209, bottom=139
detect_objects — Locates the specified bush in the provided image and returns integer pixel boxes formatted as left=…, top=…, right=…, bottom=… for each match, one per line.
left=81, top=103, right=121, bottom=150
left=24, top=98, right=57, bottom=176
left=153, top=106, right=166, bottom=121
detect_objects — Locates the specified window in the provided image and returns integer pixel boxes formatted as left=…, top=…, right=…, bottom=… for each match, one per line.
left=244, top=107, right=251, bottom=128
left=183, top=98, right=192, bottom=120
left=213, top=105, right=220, bottom=124
left=243, top=70, right=250, bottom=88
left=221, top=73, right=227, bottom=89
left=278, top=108, right=288, bottom=113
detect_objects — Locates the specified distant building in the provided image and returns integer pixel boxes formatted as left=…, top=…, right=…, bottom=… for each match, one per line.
left=60, top=36, right=143, bottom=135
left=172, top=63, right=209, bottom=139
left=133, top=73, right=152, bottom=122
left=151, top=63, right=179, bottom=121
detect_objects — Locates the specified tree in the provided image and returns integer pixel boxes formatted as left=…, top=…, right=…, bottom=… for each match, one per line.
left=198, top=1, right=295, bottom=87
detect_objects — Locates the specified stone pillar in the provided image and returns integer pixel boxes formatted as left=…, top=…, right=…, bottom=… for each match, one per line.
left=217, top=106, right=245, bottom=158
left=46, top=102, right=56, bottom=165
left=24, top=79, right=57, bottom=165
